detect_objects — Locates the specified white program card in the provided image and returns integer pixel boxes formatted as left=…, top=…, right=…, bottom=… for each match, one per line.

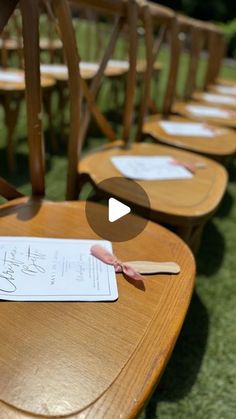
left=0, top=238, right=118, bottom=302
left=111, top=155, right=193, bottom=180
left=201, top=93, right=235, bottom=105
left=215, top=85, right=236, bottom=95
left=0, top=71, right=24, bottom=83
left=187, top=105, right=230, bottom=119
left=40, top=64, right=68, bottom=75
left=159, top=121, right=214, bottom=137
left=108, top=59, right=129, bottom=69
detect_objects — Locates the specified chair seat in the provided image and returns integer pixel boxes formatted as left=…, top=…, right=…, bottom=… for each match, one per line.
left=143, top=114, right=236, bottom=162
left=79, top=141, right=227, bottom=226
left=39, top=37, right=63, bottom=50
left=0, top=37, right=20, bottom=50
left=136, top=59, right=162, bottom=74
left=173, top=100, right=236, bottom=129
left=0, top=197, right=195, bottom=418
left=39, top=62, right=127, bottom=82
left=216, top=78, right=236, bottom=87
left=0, top=68, right=55, bottom=91
left=40, top=63, right=97, bottom=82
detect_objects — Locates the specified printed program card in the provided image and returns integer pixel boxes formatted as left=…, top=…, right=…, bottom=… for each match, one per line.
left=0, top=71, right=24, bottom=83
left=159, top=121, right=214, bottom=137
left=187, top=105, right=230, bottom=119
left=215, top=85, right=236, bottom=95
left=201, top=93, right=235, bottom=105
left=111, top=156, right=193, bottom=180
left=0, top=238, right=118, bottom=302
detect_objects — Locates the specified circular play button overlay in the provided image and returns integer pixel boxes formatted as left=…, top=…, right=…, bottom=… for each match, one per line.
left=85, top=177, right=150, bottom=242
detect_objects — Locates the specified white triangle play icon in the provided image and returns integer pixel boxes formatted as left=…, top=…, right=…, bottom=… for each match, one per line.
left=108, top=197, right=131, bottom=222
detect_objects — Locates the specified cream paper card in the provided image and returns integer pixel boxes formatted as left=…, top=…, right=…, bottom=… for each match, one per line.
left=0, top=71, right=24, bottom=83
left=0, top=237, right=118, bottom=302
left=201, top=93, right=235, bottom=105
left=215, top=85, right=236, bottom=95
left=111, top=156, right=193, bottom=180
left=159, top=121, right=214, bottom=137
left=187, top=105, right=230, bottom=118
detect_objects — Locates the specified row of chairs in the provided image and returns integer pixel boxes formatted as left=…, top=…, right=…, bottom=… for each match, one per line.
left=0, top=0, right=235, bottom=417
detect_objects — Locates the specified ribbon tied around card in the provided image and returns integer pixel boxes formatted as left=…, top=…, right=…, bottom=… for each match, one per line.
left=91, top=245, right=143, bottom=281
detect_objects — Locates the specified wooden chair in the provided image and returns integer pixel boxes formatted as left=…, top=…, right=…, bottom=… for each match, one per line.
left=0, top=1, right=195, bottom=417
left=172, top=18, right=236, bottom=130
left=142, top=11, right=236, bottom=165
left=0, top=8, right=55, bottom=172
left=75, top=1, right=228, bottom=253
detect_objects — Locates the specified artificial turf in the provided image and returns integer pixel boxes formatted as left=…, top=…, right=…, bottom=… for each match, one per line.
left=0, top=45, right=236, bottom=419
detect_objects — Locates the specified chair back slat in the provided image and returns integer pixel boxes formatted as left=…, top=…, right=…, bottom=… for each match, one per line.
left=204, top=26, right=225, bottom=88
left=122, top=0, right=138, bottom=144
left=52, top=0, right=81, bottom=200
left=135, top=2, right=177, bottom=136
left=184, top=24, right=204, bottom=99
left=0, top=0, right=18, bottom=33
left=21, top=0, right=45, bottom=196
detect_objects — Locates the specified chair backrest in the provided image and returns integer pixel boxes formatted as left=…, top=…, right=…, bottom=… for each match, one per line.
left=63, top=0, right=139, bottom=199
left=0, top=0, right=138, bottom=200
left=135, top=1, right=177, bottom=140
left=203, top=23, right=225, bottom=89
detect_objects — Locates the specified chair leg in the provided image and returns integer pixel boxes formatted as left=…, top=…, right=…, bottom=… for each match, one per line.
left=175, top=222, right=205, bottom=255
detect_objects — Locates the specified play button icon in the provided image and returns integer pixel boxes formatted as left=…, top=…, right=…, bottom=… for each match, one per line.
left=108, top=198, right=131, bottom=222
left=85, top=177, right=150, bottom=242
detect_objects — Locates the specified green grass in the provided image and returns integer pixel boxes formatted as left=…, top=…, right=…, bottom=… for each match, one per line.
left=1, top=43, right=236, bottom=418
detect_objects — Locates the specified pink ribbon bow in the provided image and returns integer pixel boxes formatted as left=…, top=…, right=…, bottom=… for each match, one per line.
left=90, top=245, right=143, bottom=281
left=170, top=159, right=206, bottom=174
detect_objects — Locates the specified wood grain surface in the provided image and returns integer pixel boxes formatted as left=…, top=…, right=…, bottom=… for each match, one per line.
left=0, top=199, right=195, bottom=418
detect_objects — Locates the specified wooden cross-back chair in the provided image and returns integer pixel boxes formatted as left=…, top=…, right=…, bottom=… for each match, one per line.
left=142, top=12, right=236, bottom=165
left=0, top=1, right=196, bottom=417
left=0, top=6, right=55, bottom=173
left=171, top=18, right=236, bottom=130
left=78, top=1, right=227, bottom=253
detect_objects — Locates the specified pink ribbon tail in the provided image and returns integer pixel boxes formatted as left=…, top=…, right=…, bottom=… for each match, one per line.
left=171, top=159, right=197, bottom=174
left=90, top=245, right=143, bottom=281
